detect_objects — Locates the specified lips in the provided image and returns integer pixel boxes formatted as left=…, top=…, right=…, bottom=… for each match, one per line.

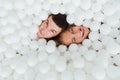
left=80, top=28, right=84, bottom=37
left=38, top=29, right=43, bottom=37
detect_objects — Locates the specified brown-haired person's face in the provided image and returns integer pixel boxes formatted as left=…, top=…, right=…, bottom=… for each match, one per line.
left=60, top=26, right=90, bottom=45
left=37, top=16, right=62, bottom=38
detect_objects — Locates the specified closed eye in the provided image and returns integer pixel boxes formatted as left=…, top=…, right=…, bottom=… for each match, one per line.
left=45, top=20, right=49, bottom=26
left=72, top=37, right=76, bottom=43
left=68, top=28, right=73, bottom=33
left=51, top=29, right=57, bottom=34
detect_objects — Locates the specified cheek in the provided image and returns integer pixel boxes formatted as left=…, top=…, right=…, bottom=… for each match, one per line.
left=61, top=36, right=71, bottom=45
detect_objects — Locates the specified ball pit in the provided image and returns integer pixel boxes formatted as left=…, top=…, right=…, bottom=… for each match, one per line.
left=0, top=0, right=120, bottom=80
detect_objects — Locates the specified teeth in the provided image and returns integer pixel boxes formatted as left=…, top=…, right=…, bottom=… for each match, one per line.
left=80, top=29, right=83, bottom=37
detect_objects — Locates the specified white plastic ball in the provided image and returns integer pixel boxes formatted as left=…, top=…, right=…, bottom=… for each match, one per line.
left=94, top=50, right=109, bottom=68
left=64, top=4, right=76, bottom=14
left=4, top=34, right=20, bottom=44
left=0, top=8, right=8, bottom=17
left=14, top=0, right=26, bottom=10
left=61, top=70, right=73, bottom=80
left=112, top=55, right=120, bottom=66
left=38, top=62, right=50, bottom=74
left=91, top=3, right=102, bottom=12
left=21, top=16, right=33, bottom=27
left=46, top=40, right=56, bottom=53
left=15, top=61, right=27, bottom=74
left=27, top=53, right=38, bottom=67
left=21, top=38, right=31, bottom=46
left=84, top=50, right=96, bottom=61
left=55, top=56, right=67, bottom=72
left=50, top=4, right=60, bottom=14
left=116, top=35, right=120, bottom=44
left=0, top=53, right=4, bottom=61
left=71, top=0, right=81, bottom=7
left=29, top=26, right=38, bottom=34
left=84, top=62, right=94, bottom=74
left=61, top=0, right=71, bottom=4
left=80, top=0, right=91, bottom=10
left=48, top=53, right=58, bottom=65
left=3, top=0, right=13, bottom=10
left=0, top=42, right=7, bottom=53
left=75, top=8, right=85, bottom=20
left=29, top=41, right=39, bottom=50
left=109, top=28, right=119, bottom=38
left=19, top=27, right=30, bottom=38
left=12, top=72, right=24, bottom=80
left=38, top=51, right=48, bottom=62
left=24, top=69, right=35, bottom=80
left=100, top=36, right=114, bottom=46
left=92, top=40, right=103, bottom=50
left=74, top=70, right=86, bottom=80
left=45, top=71, right=57, bottom=80
left=82, top=39, right=91, bottom=47
left=84, top=10, right=93, bottom=19
left=91, top=66, right=106, bottom=80
left=96, top=0, right=108, bottom=4
left=67, top=14, right=75, bottom=24
left=59, top=5, right=66, bottom=14
left=83, top=19, right=91, bottom=27
left=106, top=66, right=120, bottom=79
left=25, top=0, right=34, bottom=5
left=69, top=44, right=78, bottom=52
left=93, top=12, right=104, bottom=22
left=104, top=16, right=119, bottom=26
left=42, top=1, right=51, bottom=11
left=88, top=31, right=100, bottom=41
left=78, top=46, right=88, bottom=54
left=0, top=66, right=12, bottom=78
left=58, top=45, right=67, bottom=53
left=49, top=0, right=58, bottom=4
left=1, top=25, right=16, bottom=35
left=90, top=21, right=100, bottom=31
left=39, top=11, right=48, bottom=20
left=38, top=38, right=47, bottom=46
left=102, top=2, right=118, bottom=16
left=4, top=48, right=16, bottom=58
left=73, top=57, right=85, bottom=68
left=106, top=41, right=120, bottom=55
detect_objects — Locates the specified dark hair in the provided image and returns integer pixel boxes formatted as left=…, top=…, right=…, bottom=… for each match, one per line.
left=45, top=14, right=68, bottom=42
left=51, top=13, right=69, bottom=32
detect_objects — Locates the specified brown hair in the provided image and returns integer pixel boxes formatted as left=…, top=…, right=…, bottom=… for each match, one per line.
left=51, top=13, right=69, bottom=32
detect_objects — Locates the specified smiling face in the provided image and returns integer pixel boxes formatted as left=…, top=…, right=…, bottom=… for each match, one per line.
left=60, top=26, right=90, bottom=45
left=37, top=16, right=62, bottom=39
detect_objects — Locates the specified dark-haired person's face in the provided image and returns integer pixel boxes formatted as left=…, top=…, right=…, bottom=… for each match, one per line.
left=60, top=26, right=90, bottom=45
left=37, top=16, right=62, bottom=38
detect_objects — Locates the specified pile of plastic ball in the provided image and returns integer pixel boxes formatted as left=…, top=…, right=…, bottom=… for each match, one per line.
left=0, top=0, right=120, bottom=80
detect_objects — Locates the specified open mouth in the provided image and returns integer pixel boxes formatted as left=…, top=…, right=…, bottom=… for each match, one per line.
left=80, top=28, right=84, bottom=37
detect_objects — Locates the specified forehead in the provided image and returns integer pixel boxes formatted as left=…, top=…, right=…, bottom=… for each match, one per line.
left=48, top=16, right=61, bottom=30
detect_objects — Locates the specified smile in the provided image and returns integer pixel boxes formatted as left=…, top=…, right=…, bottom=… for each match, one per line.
left=80, top=28, right=84, bottom=37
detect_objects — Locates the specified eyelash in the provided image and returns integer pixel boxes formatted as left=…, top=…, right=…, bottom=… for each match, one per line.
left=69, top=28, right=73, bottom=33
left=51, top=30, right=55, bottom=33
left=46, top=20, right=48, bottom=26
left=72, top=38, right=75, bottom=43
